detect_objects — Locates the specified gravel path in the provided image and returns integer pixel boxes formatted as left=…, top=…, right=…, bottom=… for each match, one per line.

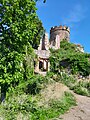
left=59, top=93, right=90, bottom=120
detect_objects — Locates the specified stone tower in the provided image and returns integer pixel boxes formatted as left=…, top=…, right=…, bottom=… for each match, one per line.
left=50, top=25, right=70, bottom=49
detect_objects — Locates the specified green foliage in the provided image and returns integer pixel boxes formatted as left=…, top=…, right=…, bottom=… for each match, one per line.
left=54, top=71, right=90, bottom=97
left=49, top=40, right=90, bottom=96
left=0, top=91, right=75, bottom=120
left=72, top=81, right=90, bottom=96
left=46, top=71, right=55, bottom=78
left=0, top=95, right=37, bottom=120
left=0, top=0, right=44, bottom=101
left=58, top=72, right=76, bottom=88
left=0, top=51, right=24, bottom=84
left=0, top=70, right=76, bottom=120
left=0, top=0, right=44, bottom=50
left=27, top=91, right=76, bottom=120
left=16, top=75, right=45, bottom=95
left=50, top=40, right=90, bottom=76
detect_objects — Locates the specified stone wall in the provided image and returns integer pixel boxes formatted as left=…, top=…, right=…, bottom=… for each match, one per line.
left=35, top=25, right=71, bottom=73
left=38, top=33, right=49, bottom=50
left=75, top=44, right=84, bottom=52
left=35, top=50, right=50, bottom=59
left=34, top=25, right=85, bottom=74
left=50, top=25, right=70, bottom=49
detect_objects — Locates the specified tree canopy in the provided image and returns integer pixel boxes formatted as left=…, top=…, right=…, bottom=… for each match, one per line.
left=0, top=0, right=44, bottom=102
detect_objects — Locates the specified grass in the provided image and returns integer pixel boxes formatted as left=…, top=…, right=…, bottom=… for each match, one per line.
left=56, top=72, right=90, bottom=97
left=72, top=81, right=90, bottom=96
left=31, top=91, right=76, bottom=120
left=0, top=91, right=76, bottom=120
left=0, top=73, right=77, bottom=120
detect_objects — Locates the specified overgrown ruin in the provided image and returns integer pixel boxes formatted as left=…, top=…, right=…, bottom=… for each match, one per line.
left=34, top=25, right=84, bottom=73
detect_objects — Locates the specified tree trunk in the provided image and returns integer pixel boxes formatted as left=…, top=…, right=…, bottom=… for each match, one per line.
left=1, top=84, right=7, bottom=103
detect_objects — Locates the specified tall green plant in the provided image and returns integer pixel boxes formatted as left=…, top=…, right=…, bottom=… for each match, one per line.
left=0, top=0, right=44, bottom=102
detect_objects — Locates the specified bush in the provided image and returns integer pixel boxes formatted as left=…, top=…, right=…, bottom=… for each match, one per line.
left=58, top=72, right=76, bottom=88
left=8, top=74, right=45, bottom=95
left=53, top=72, right=90, bottom=97
left=50, top=40, right=90, bottom=77
left=72, top=81, right=90, bottom=96
left=0, top=94, right=37, bottom=120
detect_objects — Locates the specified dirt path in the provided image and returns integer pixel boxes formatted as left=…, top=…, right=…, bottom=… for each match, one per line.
left=38, top=82, right=69, bottom=107
left=39, top=82, right=90, bottom=120
left=59, top=92, right=90, bottom=120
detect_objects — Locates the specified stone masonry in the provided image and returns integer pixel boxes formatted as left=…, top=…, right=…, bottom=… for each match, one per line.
left=34, top=25, right=84, bottom=73
left=34, top=33, right=50, bottom=73
left=35, top=25, right=70, bottom=73
left=50, top=25, right=70, bottom=49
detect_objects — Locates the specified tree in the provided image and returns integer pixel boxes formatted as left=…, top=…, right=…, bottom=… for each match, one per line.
left=0, top=0, right=44, bottom=102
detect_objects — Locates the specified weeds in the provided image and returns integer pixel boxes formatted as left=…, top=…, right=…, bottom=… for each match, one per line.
left=0, top=91, right=76, bottom=120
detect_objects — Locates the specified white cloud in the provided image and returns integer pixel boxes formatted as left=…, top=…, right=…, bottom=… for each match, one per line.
left=62, top=4, right=87, bottom=27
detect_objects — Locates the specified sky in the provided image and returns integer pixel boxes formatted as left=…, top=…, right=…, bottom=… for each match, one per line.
left=36, top=0, right=90, bottom=53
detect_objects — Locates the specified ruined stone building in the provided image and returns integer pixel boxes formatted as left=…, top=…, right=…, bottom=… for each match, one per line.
left=34, top=25, right=70, bottom=73
left=34, top=25, right=84, bottom=73
left=34, top=33, right=50, bottom=73
left=50, top=26, right=70, bottom=49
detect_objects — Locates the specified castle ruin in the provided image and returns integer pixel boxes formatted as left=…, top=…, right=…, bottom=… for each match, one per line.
left=34, top=25, right=84, bottom=74
left=35, top=25, right=70, bottom=73
left=50, top=26, right=70, bottom=49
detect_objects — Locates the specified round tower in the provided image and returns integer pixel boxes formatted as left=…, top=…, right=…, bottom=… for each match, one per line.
left=50, top=25, right=70, bottom=49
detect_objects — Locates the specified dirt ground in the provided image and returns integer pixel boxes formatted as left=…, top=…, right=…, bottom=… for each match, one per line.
left=38, top=82, right=69, bottom=107
left=39, top=82, right=90, bottom=120
left=59, top=92, right=90, bottom=120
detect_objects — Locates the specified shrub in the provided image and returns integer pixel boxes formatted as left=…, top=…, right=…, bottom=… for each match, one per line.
left=72, top=81, right=90, bottom=96
left=50, top=40, right=90, bottom=77
left=58, top=72, right=76, bottom=88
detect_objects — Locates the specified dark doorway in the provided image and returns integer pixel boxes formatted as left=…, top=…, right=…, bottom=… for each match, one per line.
left=39, top=61, right=43, bottom=70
